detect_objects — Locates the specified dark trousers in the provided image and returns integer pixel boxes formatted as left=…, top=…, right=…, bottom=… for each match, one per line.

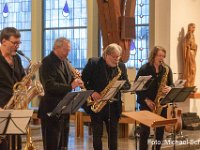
left=41, top=114, right=70, bottom=150
left=0, top=135, right=22, bottom=150
left=90, top=105, right=120, bottom=150
left=139, top=107, right=167, bottom=150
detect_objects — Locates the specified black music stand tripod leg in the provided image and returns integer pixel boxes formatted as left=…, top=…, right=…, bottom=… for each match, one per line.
left=50, top=90, right=93, bottom=150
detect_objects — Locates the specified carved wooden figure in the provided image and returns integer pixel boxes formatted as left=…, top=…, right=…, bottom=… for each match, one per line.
left=183, top=23, right=197, bottom=87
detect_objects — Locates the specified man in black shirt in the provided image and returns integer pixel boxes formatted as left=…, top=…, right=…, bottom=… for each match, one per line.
left=0, top=27, right=24, bottom=150
left=82, top=43, right=131, bottom=150
left=136, top=46, right=173, bottom=150
left=38, top=37, right=84, bottom=150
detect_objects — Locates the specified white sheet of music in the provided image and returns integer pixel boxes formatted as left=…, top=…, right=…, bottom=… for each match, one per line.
left=0, top=110, right=33, bottom=134
left=174, top=79, right=186, bottom=88
left=131, top=75, right=152, bottom=91
left=101, top=80, right=126, bottom=101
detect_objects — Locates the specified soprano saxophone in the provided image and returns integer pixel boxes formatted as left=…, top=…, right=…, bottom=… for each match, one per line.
left=66, top=60, right=95, bottom=104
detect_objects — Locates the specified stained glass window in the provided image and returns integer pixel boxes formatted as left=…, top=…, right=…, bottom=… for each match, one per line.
left=43, top=0, right=87, bottom=69
left=126, top=0, right=149, bottom=69
left=0, top=0, right=32, bottom=68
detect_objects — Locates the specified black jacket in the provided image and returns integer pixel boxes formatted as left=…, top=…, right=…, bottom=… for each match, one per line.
left=135, top=62, right=173, bottom=108
left=38, top=51, right=74, bottom=118
left=0, top=53, right=25, bottom=107
left=82, top=57, right=131, bottom=116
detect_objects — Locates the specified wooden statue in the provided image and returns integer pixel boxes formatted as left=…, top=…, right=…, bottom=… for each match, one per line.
left=96, top=0, right=136, bottom=62
left=183, top=23, right=197, bottom=87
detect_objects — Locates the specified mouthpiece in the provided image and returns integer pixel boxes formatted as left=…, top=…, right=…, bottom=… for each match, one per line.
left=17, top=50, right=25, bottom=56
left=17, top=50, right=31, bottom=62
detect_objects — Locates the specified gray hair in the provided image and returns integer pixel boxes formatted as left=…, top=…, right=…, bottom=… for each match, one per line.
left=53, top=37, right=70, bottom=50
left=103, top=43, right=122, bottom=58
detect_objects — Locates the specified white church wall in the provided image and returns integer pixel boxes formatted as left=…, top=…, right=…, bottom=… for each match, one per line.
left=153, top=0, right=200, bottom=115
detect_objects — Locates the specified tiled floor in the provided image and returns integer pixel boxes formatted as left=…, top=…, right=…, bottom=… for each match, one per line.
left=22, top=124, right=200, bottom=150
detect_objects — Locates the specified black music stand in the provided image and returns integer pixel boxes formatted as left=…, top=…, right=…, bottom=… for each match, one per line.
left=160, top=86, right=195, bottom=150
left=99, top=80, right=126, bottom=149
left=160, top=86, right=195, bottom=105
left=0, top=110, right=33, bottom=150
left=50, top=90, right=93, bottom=150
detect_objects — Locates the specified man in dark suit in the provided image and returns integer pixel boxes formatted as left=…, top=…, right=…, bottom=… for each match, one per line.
left=0, top=27, right=24, bottom=150
left=38, top=37, right=84, bottom=150
left=82, top=43, right=130, bottom=150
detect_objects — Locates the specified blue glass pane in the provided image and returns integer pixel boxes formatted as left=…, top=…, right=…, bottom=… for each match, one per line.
left=0, top=1, right=31, bottom=29
left=44, top=0, right=87, bottom=69
left=44, top=0, right=87, bottom=28
left=18, top=31, right=32, bottom=69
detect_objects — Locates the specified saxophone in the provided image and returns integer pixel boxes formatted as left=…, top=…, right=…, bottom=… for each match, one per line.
left=91, top=65, right=121, bottom=113
left=4, top=61, right=44, bottom=109
left=3, top=51, right=44, bottom=150
left=153, top=62, right=169, bottom=115
left=66, top=60, right=95, bottom=105
left=66, top=59, right=85, bottom=89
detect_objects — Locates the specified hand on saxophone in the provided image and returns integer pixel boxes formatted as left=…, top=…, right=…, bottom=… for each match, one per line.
left=71, top=78, right=84, bottom=89
left=26, top=80, right=32, bottom=88
left=162, top=86, right=172, bottom=94
left=74, top=69, right=82, bottom=78
left=91, top=92, right=102, bottom=101
left=145, top=98, right=155, bottom=111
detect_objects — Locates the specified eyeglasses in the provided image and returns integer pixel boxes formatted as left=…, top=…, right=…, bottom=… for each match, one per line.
left=8, top=40, right=22, bottom=46
left=109, top=54, right=121, bottom=60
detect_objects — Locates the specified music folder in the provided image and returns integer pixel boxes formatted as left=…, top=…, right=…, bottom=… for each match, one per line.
left=51, top=90, right=93, bottom=117
left=122, top=75, right=152, bottom=93
left=160, top=86, right=195, bottom=105
left=100, top=80, right=126, bottom=101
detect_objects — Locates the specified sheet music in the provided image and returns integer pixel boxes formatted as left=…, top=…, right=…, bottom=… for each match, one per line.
left=174, top=79, right=186, bottom=88
left=101, top=80, right=126, bottom=101
left=0, top=111, right=10, bottom=134
left=51, top=90, right=93, bottom=115
left=131, top=75, right=152, bottom=91
left=0, top=110, right=33, bottom=134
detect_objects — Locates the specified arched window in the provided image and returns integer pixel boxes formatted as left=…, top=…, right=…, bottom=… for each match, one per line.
left=43, top=0, right=87, bottom=69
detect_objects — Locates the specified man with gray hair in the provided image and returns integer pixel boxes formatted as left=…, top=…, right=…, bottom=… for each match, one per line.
left=82, top=43, right=130, bottom=150
left=38, top=37, right=84, bottom=150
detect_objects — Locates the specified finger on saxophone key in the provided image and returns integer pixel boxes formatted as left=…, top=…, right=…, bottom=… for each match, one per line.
left=91, top=92, right=102, bottom=101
